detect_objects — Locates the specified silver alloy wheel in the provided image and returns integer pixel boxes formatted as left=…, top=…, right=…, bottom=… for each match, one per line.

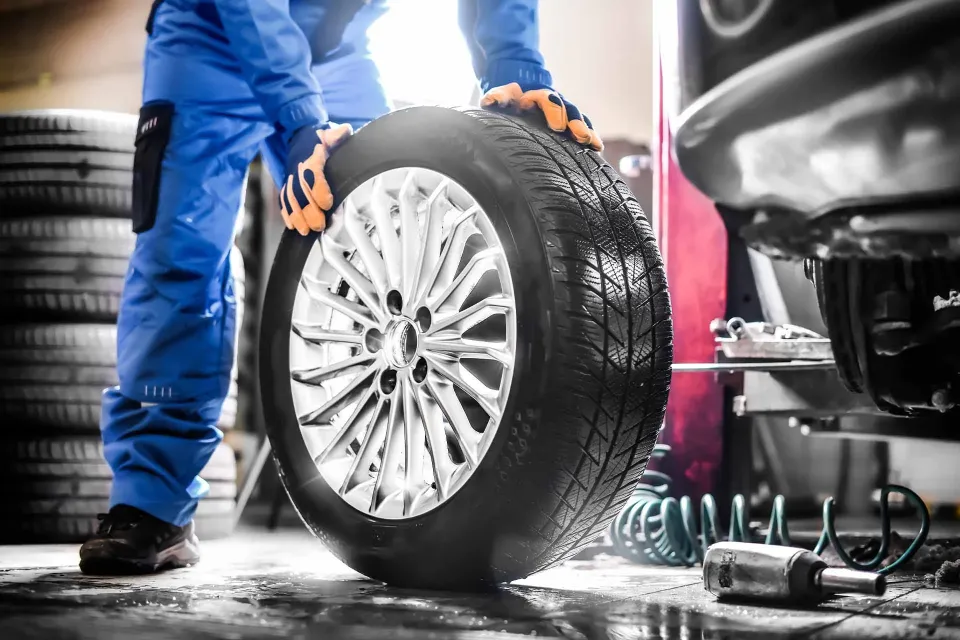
left=289, top=168, right=517, bottom=519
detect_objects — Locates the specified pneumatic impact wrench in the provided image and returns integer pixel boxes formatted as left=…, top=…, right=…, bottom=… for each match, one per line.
left=703, top=542, right=886, bottom=605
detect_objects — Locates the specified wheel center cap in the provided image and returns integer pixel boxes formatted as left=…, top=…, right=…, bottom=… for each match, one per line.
left=384, top=319, right=419, bottom=368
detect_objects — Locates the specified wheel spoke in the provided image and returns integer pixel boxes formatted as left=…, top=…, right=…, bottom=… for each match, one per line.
left=341, top=396, right=389, bottom=495
left=417, top=206, right=479, bottom=307
left=371, top=176, right=402, bottom=291
left=422, top=337, right=512, bottom=366
left=411, top=179, right=450, bottom=307
left=321, top=233, right=384, bottom=322
left=292, top=322, right=364, bottom=347
left=411, top=381, right=458, bottom=500
left=312, top=383, right=379, bottom=464
left=428, top=295, right=513, bottom=335
left=372, top=389, right=406, bottom=513
left=398, top=172, right=422, bottom=307
left=401, top=375, right=427, bottom=515
left=344, top=198, right=388, bottom=298
left=298, top=361, right=380, bottom=426
left=431, top=248, right=500, bottom=314
left=291, top=353, right=375, bottom=386
left=424, top=353, right=500, bottom=420
left=300, top=275, right=377, bottom=329
left=424, top=375, right=480, bottom=468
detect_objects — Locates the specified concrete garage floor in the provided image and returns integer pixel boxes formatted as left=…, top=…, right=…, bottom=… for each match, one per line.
left=2, top=530, right=959, bottom=639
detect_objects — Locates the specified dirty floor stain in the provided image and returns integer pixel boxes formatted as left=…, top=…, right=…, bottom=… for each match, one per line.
left=2, top=530, right=959, bottom=639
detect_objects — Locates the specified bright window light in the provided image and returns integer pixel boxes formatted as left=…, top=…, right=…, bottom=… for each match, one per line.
left=368, top=1, right=478, bottom=106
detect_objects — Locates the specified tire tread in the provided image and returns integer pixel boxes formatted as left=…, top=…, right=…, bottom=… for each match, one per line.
left=463, top=110, right=672, bottom=576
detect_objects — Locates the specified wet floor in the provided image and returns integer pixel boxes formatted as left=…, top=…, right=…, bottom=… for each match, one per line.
left=2, top=530, right=959, bottom=639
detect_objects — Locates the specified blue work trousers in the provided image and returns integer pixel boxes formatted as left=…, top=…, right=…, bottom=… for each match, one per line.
left=100, top=0, right=390, bottom=525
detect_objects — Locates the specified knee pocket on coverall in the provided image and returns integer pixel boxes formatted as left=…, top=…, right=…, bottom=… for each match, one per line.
left=132, top=102, right=175, bottom=233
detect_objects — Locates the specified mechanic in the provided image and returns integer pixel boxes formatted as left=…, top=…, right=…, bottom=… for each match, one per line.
left=79, top=0, right=602, bottom=575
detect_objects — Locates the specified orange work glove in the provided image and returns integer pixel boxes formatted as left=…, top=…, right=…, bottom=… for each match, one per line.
left=481, top=82, right=603, bottom=152
left=279, top=122, right=353, bottom=235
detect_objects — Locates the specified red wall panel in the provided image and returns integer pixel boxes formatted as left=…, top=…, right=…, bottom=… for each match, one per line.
left=652, top=54, right=727, bottom=500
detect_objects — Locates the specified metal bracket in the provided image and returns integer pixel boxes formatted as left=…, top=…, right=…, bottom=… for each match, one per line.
left=673, top=317, right=835, bottom=373
left=715, top=317, right=833, bottom=361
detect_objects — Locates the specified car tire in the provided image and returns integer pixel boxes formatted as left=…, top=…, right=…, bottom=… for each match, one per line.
left=0, top=436, right=237, bottom=543
left=259, top=107, right=673, bottom=590
left=0, top=110, right=136, bottom=218
left=0, top=323, right=239, bottom=431
left=811, top=259, right=865, bottom=394
left=0, top=216, right=132, bottom=321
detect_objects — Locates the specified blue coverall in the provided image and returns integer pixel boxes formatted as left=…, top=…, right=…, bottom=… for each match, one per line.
left=101, top=0, right=554, bottom=526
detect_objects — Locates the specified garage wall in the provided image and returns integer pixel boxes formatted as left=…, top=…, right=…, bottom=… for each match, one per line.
left=0, top=0, right=656, bottom=145
left=539, top=0, right=654, bottom=144
left=0, top=0, right=147, bottom=114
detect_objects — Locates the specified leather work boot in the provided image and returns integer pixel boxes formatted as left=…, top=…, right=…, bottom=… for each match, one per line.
left=79, top=504, right=200, bottom=575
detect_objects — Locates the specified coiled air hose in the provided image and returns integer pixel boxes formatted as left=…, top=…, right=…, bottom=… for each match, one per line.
left=610, top=444, right=931, bottom=575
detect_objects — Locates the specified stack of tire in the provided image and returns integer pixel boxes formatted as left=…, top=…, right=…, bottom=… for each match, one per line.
left=0, top=110, right=238, bottom=543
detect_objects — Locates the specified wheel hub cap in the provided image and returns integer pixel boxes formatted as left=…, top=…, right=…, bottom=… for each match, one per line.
left=384, top=318, right=418, bottom=368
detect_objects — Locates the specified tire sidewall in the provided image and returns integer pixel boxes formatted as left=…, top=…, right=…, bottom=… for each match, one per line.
left=260, top=107, right=558, bottom=587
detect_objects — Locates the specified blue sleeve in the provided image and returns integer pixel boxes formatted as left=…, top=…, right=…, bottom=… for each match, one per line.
left=458, top=0, right=553, bottom=92
left=212, top=0, right=328, bottom=139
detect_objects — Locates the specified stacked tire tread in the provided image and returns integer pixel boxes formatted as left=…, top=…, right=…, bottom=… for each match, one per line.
left=0, top=110, right=136, bottom=217
left=0, top=110, right=240, bottom=543
left=0, top=437, right=236, bottom=543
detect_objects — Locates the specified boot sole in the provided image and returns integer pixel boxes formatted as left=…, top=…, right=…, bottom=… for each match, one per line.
left=79, top=535, right=201, bottom=576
